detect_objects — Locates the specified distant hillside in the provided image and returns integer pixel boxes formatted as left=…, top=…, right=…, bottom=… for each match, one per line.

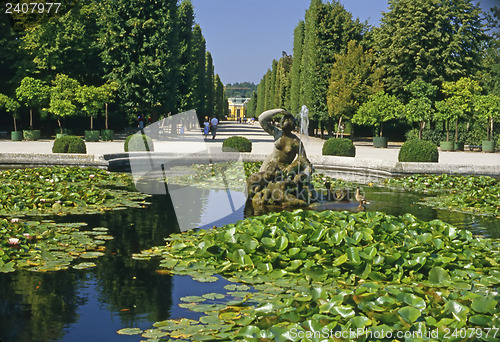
left=225, top=82, right=257, bottom=98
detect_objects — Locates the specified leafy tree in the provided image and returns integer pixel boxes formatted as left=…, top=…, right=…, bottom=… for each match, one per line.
left=205, top=52, right=215, bottom=116
left=290, top=21, right=305, bottom=115
left=352, top=91, right=404, bottom=137
left=20, top=0, right=102, bottom=83
left=77, top=83, right=116, bottom=131
left=474, top=94, right=500, bottom=141
left=404, top=80, right=438, bottom=140
left=268, top=60, right=278, bottom=109
left=99, top=0, right=180, bottom=122
left=375, top=0, right=488, bottom=94
left=15, top=77, right=49, bottom=129
left=435, top=77, right=482, bottom=142
left=301, top=0, right=365, bottom=124
left=275, top=55, right=293, bottom=110
left=0, top=93, right=20, bottom=131
left=191, top=24, right=206, bottom=121
left=224, top=82, right=257, bottom=98
left=177, top=0, right=195, bottom=111
left=246, top=91, right=258, bottom=117
left=256, top=76, right=266, bottom=115
left=213, top=74, right=225, bottom=117
left=47, top=74, right=81, bottom=134
left=0, top=12, right=19, bottom=95
left=482, top=6, right=500, bottom=96
left=327, top=40, right=383, bottom=136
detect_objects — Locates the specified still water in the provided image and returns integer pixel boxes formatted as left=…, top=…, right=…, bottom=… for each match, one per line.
left=0, top=187, right=498, bottom=342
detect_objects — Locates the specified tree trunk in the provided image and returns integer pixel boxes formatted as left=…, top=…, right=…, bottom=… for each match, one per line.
left=446, top=120, right=450, bottom=142
left=30, top=108, right=33, bottom=129
left=379, top=122, right=383, bottom=137
left=418, top=121, right=425, bottom=140
left=91, top=114, right=94, bottom=131
left=336, top=117, right=343, bottom=138
left=454, top=120, right=458, bottom=143
left=105, top=103, right=109, bottom=130
left=13, top=115, right=17, bottom=132
left=58, top=118, right=63, bottom=134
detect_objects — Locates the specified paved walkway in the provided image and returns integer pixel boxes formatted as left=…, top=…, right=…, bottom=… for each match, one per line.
left=1, top=121, right=499, bottom=167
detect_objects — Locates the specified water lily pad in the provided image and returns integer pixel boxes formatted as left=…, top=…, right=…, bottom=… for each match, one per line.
left=116, top=327, right=143, bottom=335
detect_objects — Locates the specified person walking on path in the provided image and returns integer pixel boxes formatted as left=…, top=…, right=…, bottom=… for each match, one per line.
left=210, top=116, right=219, bottom=139
left=203, top=116, right=210, bottom=139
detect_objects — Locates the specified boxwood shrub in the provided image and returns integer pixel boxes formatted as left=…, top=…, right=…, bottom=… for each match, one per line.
left=399, top=140, right=438, bottom=162
left=52, top=135, right=87, bottom=154
left=222, top=136, right=252, bottom=152
left=124, top=134, right=154, bottom=152
left=322, top=138, right=355, bottom=157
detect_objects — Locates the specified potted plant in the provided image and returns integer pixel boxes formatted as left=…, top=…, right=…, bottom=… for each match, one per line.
left=47, top=74, right=81, bottom=139
left=352, top=91, right=403, bottom=148
left=0, top=93, right=22, bottom=141
left=16, top=77, right=49, bottom=141
left=475, top=94, right=500, bottom=153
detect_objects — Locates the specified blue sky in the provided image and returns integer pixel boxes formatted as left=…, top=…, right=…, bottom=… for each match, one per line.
left=191, top=0, right=498, bottom=85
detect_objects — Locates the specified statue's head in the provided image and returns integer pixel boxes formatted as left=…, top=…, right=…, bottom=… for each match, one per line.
left=280, top=113, right=296, bottom=131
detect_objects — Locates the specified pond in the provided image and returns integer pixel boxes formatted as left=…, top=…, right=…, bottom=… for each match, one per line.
left=0, top=185, right=498, bottom=342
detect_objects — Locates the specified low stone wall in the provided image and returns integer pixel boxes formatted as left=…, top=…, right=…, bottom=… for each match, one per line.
left=0, top=152, right=498, bottom=180
left=0, top=153, right=108, bottom=169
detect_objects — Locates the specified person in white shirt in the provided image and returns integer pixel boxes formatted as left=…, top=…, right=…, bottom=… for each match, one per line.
left=210, top=116, right=219, bottom=139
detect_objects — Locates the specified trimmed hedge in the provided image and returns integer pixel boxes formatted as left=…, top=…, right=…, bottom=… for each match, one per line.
left=124, top=134, right=154, bottom=152
left=399, top=140, right=438, bottom=162
left=222, top=136, right=252, bottom=152
left=322, top=138, right=355, bottom=157
left=52, top=136, right=87, bottom=154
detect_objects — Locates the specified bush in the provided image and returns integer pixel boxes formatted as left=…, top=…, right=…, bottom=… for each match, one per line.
left=124, top=134, right=154, bottom=152
left=52, top=136, right=87, bottom=154
left=322, top=138, right=355, bottom=157
left=222, top=136, right=252, bottom=152
left=398, top=140, right=438, bottom=162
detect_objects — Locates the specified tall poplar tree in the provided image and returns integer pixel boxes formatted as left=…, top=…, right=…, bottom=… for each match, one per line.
left=290, top=21, right=305, bottom=115
left=177, top=0, right=195, bottom=112
left=191, top=24, right=206, bottom=121
left=213, top=74, right=225, bottom=117
left=256, top=76, right=266, bottom=115
left=204, top=51, right=215, bottom=116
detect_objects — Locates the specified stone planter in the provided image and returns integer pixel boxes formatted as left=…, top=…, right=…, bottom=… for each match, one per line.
left=454, top=141, right=464, bottom=151
left=23, top=130, right=41, bottom=140
left=101, top=129, right=114, bottom=141
left=373, top=136, right=388, bottom=148
left=85, top=130, right=100, bottom=142
left=440, top=141, right=455, bottom=151
left=482, top=140, right=495, bottom=153
left=11, top=131, right=23, bottom=141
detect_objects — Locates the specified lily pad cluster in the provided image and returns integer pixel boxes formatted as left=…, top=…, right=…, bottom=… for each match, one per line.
left=0, top=166, right=150, bottom=216
left=0, top=218, right=112, bottom=273
left=384, top=174, right=500, bottom=216
left=129, top=210, right=500, bottom=340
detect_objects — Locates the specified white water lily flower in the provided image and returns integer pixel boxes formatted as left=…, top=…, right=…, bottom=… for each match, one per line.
left=10, top=218, right=19, bottom=223
left=8, top=238, right=20, bottom=245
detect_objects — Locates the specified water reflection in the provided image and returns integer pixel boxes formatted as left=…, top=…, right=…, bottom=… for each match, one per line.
left=0, top=186, right=498, bottom=342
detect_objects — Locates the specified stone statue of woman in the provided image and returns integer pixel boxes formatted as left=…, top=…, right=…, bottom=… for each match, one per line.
left=246, top=109, right=315, bottom=209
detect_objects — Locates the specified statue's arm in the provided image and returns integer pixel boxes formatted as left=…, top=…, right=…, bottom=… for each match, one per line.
left=258, top=109, right=285, bottom=138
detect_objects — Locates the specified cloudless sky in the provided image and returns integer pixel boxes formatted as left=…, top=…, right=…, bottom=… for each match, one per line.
left=191, top=0, right=498, bottom=85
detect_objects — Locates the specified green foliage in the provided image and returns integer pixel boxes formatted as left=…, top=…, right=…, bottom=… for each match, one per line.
left=124, top=134, right=154, bottom=152
left=205, top=52, right=215, bottom=116
left=404, top=80, right=437, bottom=139
left=327, top=40, right=383, bottom=123
left=191, top=24, right=207, bottom=121
left=15, top=77, right=49, bottom=128
left=474, top=94, right=500, bottom=140
left=405, top=128, right=445, bottom=145
left=132, top=209, right=500, bottom=338
left=213, top=74, right=225, bottom=116
left=398, top=140, right=438, bottom=162
left=385, top=174, right=500, bottom=216
left=289, top=20, right=305, bottom=115
left=352, top=91, right=404, bottom=136
left=322, top=138, right=356, bottom=157
left=52, top=135, right=87, bottom=154
left=224, top=82, right=257, bottom=98
left=47, top=74, right=81, bottom=133
left=222, top=136, right=252, bottom=152
left=376, top=0, right=487, bottom=94
left=0, top=93, right=20, bottom=130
